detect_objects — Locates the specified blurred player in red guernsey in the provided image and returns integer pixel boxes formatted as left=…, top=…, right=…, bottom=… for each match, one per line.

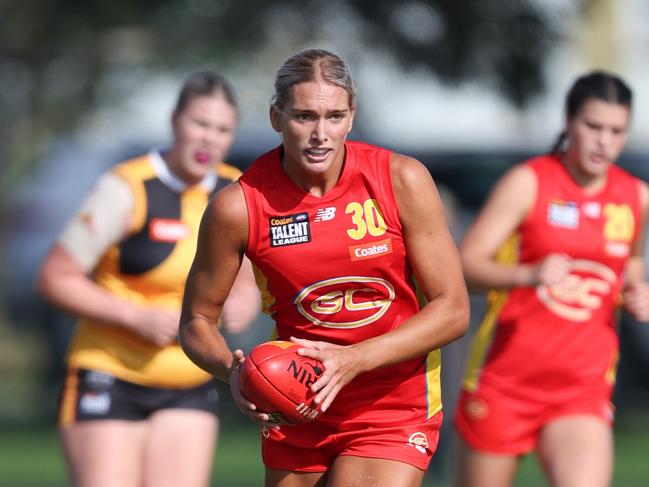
left=179, top=48, right=469, bottom=486
left=454, top=71, right=649, bottom=487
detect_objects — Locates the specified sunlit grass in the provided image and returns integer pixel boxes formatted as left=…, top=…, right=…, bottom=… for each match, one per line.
left=0, top=410, right=646, bottom=486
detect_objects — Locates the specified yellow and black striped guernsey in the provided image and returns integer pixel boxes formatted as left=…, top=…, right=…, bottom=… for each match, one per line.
left=66, top=152, right=241, bottom=387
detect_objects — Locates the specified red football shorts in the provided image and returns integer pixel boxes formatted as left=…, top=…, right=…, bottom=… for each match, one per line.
left=454, top=388, right=614, bottom=455
left=262, top=410, right=443, bottom=471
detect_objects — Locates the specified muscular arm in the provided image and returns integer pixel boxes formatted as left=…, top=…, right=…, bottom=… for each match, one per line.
left=220, top=255, right=261, bottom=334
left=352, top=154, right=470, bottom=367
left=178, top=183, right=249, bottom=381
left=460, top=164, right=547, bottom=291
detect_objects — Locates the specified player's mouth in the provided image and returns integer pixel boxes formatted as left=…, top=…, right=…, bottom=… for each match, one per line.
left=589, top=152, right=608, bottom=165
left=305, top=147, right=331, bottom=162
left=193, top=151, right=211, bottom=164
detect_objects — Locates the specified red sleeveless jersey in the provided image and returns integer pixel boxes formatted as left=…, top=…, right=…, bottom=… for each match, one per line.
left=240, top=141, right=442, bottom=420
left=463, top=155, right=642, bottom=403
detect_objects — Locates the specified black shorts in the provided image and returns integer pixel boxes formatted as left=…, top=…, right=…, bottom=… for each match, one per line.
left=58, top=368, right=219, bottom=426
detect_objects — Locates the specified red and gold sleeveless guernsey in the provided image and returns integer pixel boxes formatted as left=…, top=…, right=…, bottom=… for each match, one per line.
left=462, top=155, right=642, bottom=405
left=66, top=153, right=241, bottom=387
left=239, top=141, right=442, bottom=422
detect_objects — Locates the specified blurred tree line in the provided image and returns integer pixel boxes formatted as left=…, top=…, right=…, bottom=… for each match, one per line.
left=10, top=0, right=649, bottom=432
left=1, top=0, right=595, bottom=193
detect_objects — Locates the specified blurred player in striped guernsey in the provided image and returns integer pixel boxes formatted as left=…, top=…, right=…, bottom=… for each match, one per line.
left=454, top=71, right=649, bottom=487
left=37, top=71, right=260, bottom=487
left=179, top=49, right=469, bottom=486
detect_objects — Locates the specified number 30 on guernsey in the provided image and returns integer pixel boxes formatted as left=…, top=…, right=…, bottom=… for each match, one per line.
left=345, top=199, right=387, bottom=240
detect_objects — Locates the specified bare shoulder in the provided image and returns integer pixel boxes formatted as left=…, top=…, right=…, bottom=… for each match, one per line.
left=204, top=182, right=249, bottom=247
left=497, top=163, right=536, bottom=190
left=388, top=153, right=446, bottom=231
left=484, top=162, right=537, bottom=214
left=389, top=152, right=434, bottom=193
left=208, top=182, right=247, bottom=220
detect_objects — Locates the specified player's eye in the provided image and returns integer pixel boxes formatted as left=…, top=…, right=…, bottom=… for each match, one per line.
left=295, top=113, right=316, bottom=122
left=584, top=121, right=602, bottom=131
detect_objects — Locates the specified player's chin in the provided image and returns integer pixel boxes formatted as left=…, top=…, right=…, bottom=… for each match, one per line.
left=301, top=156, right=333, bottom=173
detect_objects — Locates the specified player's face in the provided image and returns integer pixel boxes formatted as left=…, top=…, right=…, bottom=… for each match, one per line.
left=565, top=98, right=630, bottom=179
left=169, top=94, right=237, bottom=185
left=270, top=81, right=355, bottom=180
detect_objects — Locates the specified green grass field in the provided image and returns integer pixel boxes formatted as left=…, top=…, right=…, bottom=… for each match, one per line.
left=0, top=411, right=647, bottom=486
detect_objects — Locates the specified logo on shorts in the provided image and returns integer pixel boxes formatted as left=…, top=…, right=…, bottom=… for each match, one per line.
left=407, top=432, right=429, bottom=454
left=465, top=398, right=489, bottom=420
left=79, top=391, right=111, bottom=415
left=85, top=370, right=115, bottom=389
left=207, top=389, right=219, bottom=405
left=269, top=212, right=311, bottom=247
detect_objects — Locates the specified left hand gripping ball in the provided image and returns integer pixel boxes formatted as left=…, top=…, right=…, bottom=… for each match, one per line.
left=239, top=340, right=325, bottom=424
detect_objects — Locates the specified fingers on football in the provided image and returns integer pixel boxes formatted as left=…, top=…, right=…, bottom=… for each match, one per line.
left=295, top=347, right=323, bottom=362
left=318, top=381, right=345, bottom=412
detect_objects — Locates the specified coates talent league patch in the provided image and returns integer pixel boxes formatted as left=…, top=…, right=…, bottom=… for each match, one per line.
left=269, top=212, right=311, bottom=247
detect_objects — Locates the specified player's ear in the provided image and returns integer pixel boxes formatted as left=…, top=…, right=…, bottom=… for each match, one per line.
left=270, top=105, right=282, bottom=133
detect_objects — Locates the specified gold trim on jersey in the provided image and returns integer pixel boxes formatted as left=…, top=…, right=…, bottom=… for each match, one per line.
left=462, top=233, right=520, bottom=392
left=605, top=349, right=619, bottom=385
left=113, top=155, right=153, bottom=233
left=252, top=262, right=276, bottom=315
left=409, top=275, right=442, bottom=416
left=425, top=349, right=442, bottom=418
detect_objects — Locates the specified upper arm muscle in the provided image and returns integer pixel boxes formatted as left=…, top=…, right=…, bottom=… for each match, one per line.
left=181, top=183, right=249, bottom=324
left=460, top=164, right=536, bottom=262
left=390, top=154, right=464, bottom=301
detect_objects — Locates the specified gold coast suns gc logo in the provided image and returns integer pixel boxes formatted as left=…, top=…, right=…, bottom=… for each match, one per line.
left=294, top=276, right=395, bottom=328
left=407, top=432, right=429, bottom=454
left=537, top=259, right=616, bottom=322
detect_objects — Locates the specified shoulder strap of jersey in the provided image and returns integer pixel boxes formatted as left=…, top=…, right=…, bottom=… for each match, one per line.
left=112, top=155, right=155, bottom=234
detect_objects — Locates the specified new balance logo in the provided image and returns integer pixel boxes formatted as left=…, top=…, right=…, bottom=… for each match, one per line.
left=314, top=207, right=336, bottom=222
